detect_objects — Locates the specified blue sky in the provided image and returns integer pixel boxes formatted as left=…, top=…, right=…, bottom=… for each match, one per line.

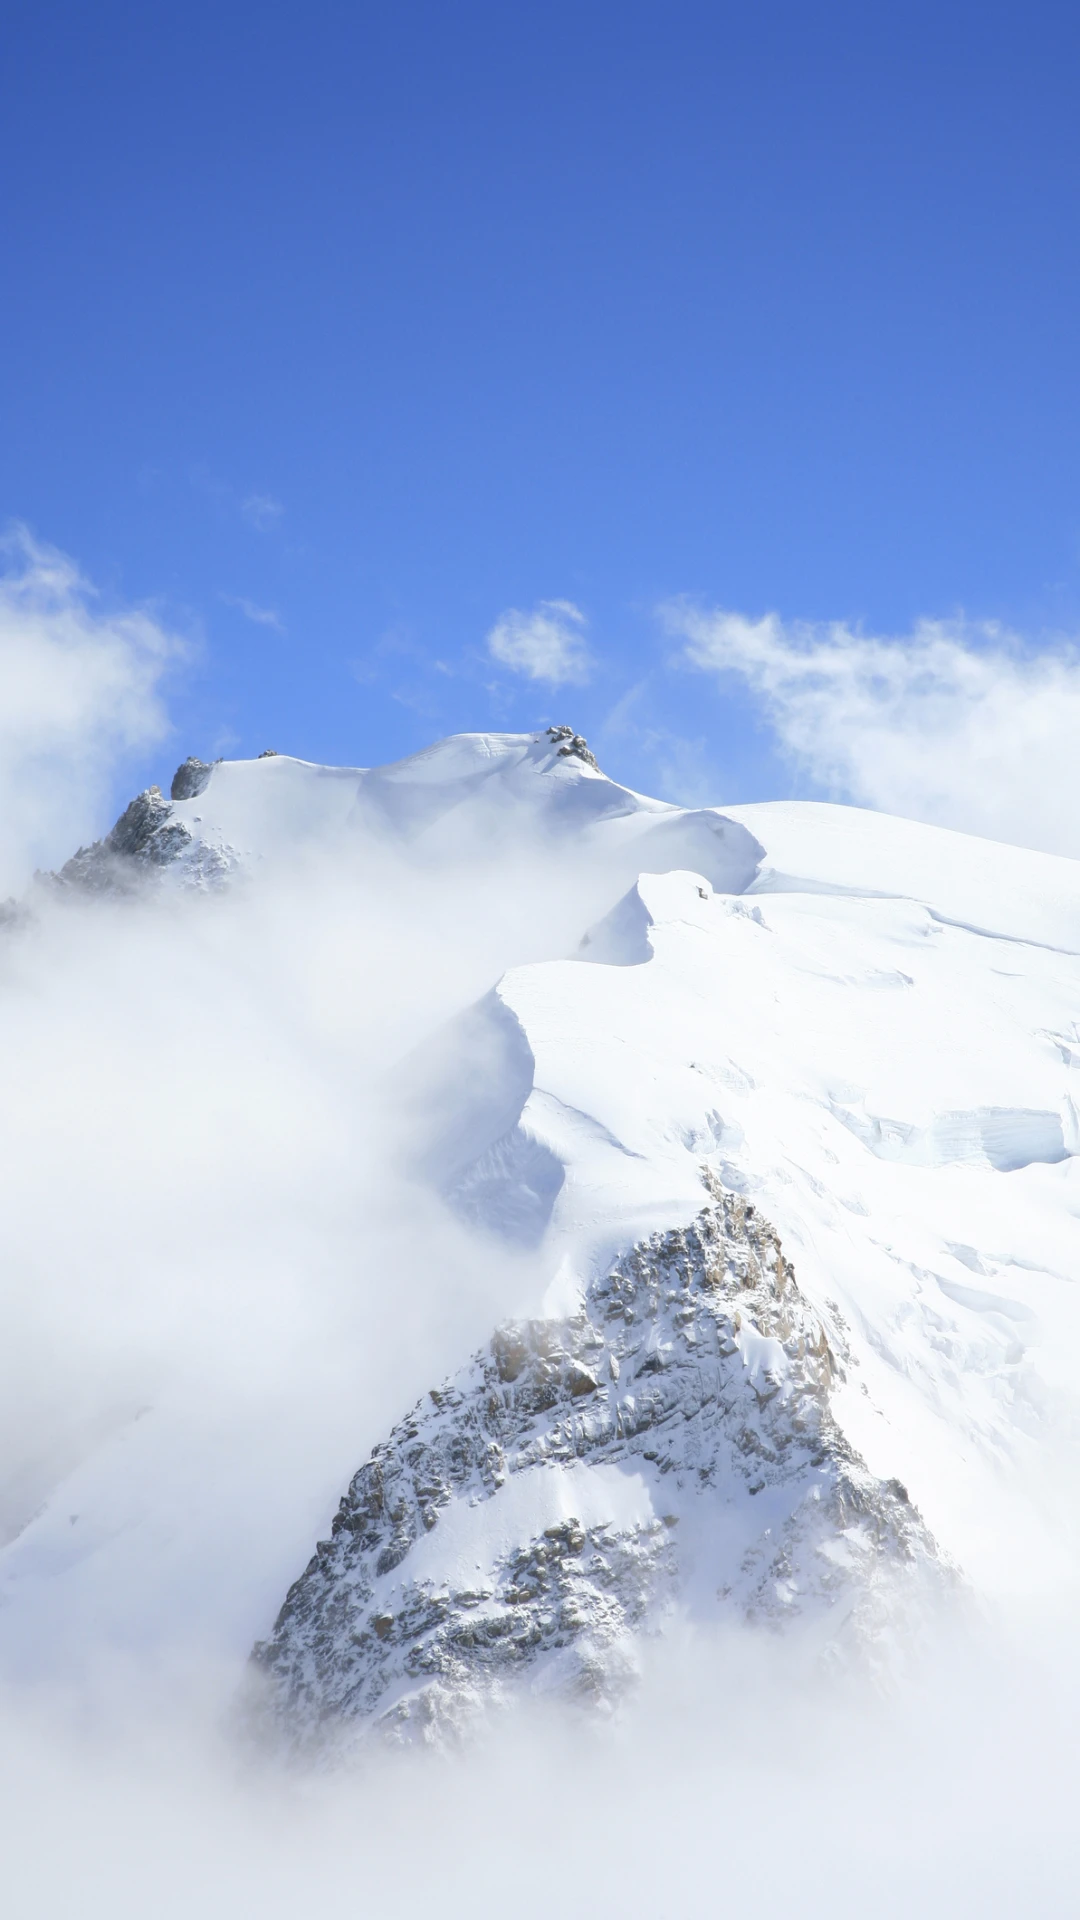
left=3, top=0, right=1080, bottom=830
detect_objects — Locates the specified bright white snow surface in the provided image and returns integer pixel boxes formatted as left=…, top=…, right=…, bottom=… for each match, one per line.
left=481, top=865, right=1080, bottom=1591
left=168, top=731, right=764, bottom=895
left=2, top=729, right=1080, bottom=1692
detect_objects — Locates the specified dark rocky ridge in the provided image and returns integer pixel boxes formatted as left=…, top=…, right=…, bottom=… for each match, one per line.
left=51, top=764, right=231, bottom=894
left=170, top=755, right=217, bottom=801
left=546, top=723, right=599, bottom=771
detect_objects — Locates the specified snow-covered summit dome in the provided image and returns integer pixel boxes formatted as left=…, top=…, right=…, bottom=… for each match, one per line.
left=6, top=725, right=1080, bottom=1746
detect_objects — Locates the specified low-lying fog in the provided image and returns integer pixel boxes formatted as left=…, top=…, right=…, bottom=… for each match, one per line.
left=2, top=541, right=1077, bottom=1917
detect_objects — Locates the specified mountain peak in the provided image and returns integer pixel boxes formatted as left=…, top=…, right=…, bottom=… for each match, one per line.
left=544, top=724, right=600, bottom=771
left=6, top=724, right=1079, bottom=1747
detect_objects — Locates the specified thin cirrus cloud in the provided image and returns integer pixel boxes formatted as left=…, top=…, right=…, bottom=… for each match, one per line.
left=667, top=601, right=1080, bottom=860
left=190, top=468, right=284, bottom=533
left=219, top=593, right=286, bottom=634
left=240, top=493, right=284, bottom=532
left=487, top=599, right=593, bottom=687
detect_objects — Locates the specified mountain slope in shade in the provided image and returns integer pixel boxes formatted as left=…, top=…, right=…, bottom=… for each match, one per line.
left=2, top=728, right=1079, bottom=1746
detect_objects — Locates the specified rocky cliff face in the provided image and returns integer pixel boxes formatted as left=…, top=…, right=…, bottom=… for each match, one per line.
left=251, top=1175, right=950, bottom=1757
left=52, top=775, right=233, bottom=894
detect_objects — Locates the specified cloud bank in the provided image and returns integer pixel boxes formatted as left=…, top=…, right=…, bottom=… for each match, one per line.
left=487, top=599, right=592, bottom=685
left=670, top=602, right=1080, bottom=857
left=0, top=528, right=182, bottom=893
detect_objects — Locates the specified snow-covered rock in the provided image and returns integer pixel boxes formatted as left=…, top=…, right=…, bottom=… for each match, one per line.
left=52, top=784, right=234, bottom=892
left=252, top=1178, right=946, bottom=1756
left=3, top=726, right=1079, bottom=1752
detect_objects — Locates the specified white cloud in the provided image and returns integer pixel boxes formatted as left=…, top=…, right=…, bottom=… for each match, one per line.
left=596, top=678, right=724, bottom=809
left=219, top=593, right=286, bottom=633
left=0, top=628, right=1077, bottom=1914
left=190, top=469, right=285, bottom=533
left=670, top=602, right=1080, bottom=858
left=0, top=526, right=182, bottom=892
left=240, top=493, right=284, bottom=532
left=487, top=599, right=593, bottom=686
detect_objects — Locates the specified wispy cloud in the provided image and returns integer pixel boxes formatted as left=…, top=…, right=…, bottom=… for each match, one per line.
left=240, top=493, right=284, bottom=533
left=0, top=524, right=183, bottom=889
left=219, top=593, right=286, bottom=634
left=596, top=677, right=723, bottom=807
left=348, top=625, right=456, bottom=721
left=190, top=468, right=284, bottom=534
left=668, top=601, right=1080, bottom=857
left=487, top=599, right=593, bottom=687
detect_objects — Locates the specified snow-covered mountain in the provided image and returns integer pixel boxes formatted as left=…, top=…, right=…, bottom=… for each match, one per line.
left=4, top=727, right=1080, bottom=1751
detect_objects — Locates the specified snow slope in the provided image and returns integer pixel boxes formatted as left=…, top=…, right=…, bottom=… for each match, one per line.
left=441, top=857, right=1080, bottom=1594
left=4, top=729, right=1080, bottom=1740
left=54, top=728, right=764, bottom=904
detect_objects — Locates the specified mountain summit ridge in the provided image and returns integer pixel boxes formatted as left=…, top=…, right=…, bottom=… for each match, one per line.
left=1, top=727, right=1078, bottom=1745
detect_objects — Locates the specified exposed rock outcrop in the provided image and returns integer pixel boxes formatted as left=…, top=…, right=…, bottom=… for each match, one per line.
left=170, top=756, right=217, bottom=801
left=250, top=1175, right=951, bottom=1758
left=546, top=724, right=599, bottom=771
left=52, top=781, right=231, bottom=894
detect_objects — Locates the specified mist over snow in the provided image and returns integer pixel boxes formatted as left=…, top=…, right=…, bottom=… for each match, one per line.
left=0, top=799, right=622, bottom=1684
left=9, top=0, right=1080, bottom=1897
left=0, top=529, right=182, bottom=893
left=2, top=585, right=1080, bottom=1913
left=5, top=1614, right=1080, bottom=1918
left=671, top=601, right=1080, bottom=858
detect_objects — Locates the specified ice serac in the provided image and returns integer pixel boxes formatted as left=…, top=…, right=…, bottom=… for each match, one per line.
left=252, top=1177, right=947, bottom=1757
